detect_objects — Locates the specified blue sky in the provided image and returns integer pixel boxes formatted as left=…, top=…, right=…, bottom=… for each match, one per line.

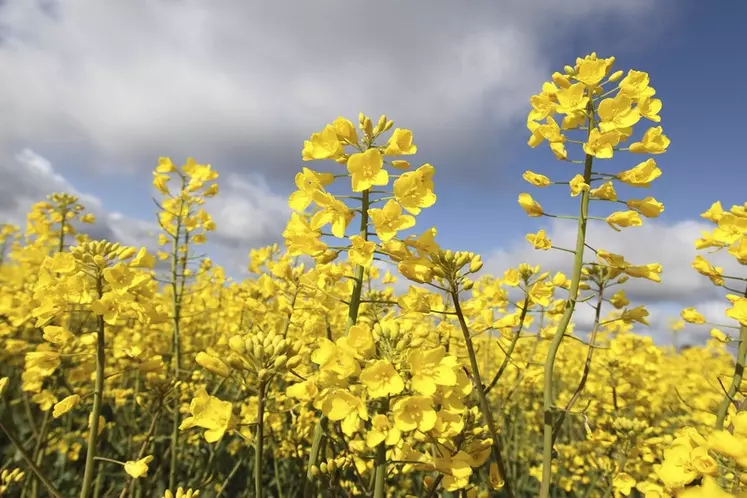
left=1, top=0, right=744, bottom=343
left=33, top=1, right=745, bottom=258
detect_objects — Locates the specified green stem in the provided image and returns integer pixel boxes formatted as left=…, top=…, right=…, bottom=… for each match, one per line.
left=28, top=409, right=51, bottom=498
left=716, top=322, right=747, bottom=429
left=255, top=380, right=266, bottom=498
left=80, top=307, right=106, bottom=498
left=452, top=292, right=515, bottom=498
left=0, top=421, right=63, bottom=498
left=372, top=417, right=387, bottom=498
left=304, top=189, right=371, bottom=497
left=169, top=198, right=186, bottom=491
left=485, top=298, right=529, bottom=395
left=216, top=458, right=244, bottom=498
left=539, top=102, right=595, bottom=498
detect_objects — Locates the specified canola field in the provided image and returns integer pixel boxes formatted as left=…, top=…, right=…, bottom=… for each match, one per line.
left=0, top=54, right=746, bottom=498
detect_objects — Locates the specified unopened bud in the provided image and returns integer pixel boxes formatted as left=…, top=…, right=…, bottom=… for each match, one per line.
left=469, top=255, right=483, bottom=274
left=551, top=72, right=571, bottom=88
left=273, top=355, right=288, bottom=369
left=228, top=336, right=246, bottom=355
left=608, top=70, right=623, bottom=82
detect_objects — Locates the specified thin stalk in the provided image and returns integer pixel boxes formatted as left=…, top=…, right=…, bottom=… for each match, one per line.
left=539, top=100, right=595, bottom=498
left=119, top=409, right=162, bottom=498
left=0, top=421, right=63, bottom=498
left=716, top=322, right=747, bottom=429
left=452, top=292, right=515, bottom=498
left=80, top=278, right=106, bottom=498
left=486, top=298, right=529, bottom=395
left=551, top=286, right=604, bottom=447
left=255, top=380, right=266, bottom=498
left=216, top=458, right=244, bottom=498
left=168, top=196, right=186, bottom=491
left=28, top=409, right=51, bottom=498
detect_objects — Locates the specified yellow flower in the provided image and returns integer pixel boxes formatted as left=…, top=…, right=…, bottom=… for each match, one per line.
left=606, top=210, right=643, bottom=231
left=347, top=235, right=375, bottom=268
left=629, top=126, right=670, bottom=154
left=393, top=164, right=436, bottom=215
left=518, top=193, right=544, bottom=217
left=392, top=396, right=437, bottom=432
left=598, top=93, right=640, bottom=132
left=569, top=174, right=589, bottom=197
left=179, top=389, right=236, bottom=443
left=583, top=128, right=622, bottom=159
left=52, top=394, right=80, bottom=419
left=365, top=414, right=402, bottom=448
left=681, top=308, right=705, bottom=324
left=616, top=158, right=662, bottom=187
left=627, top=197, right=664, bottom=218
left=346, top=148, right=389, bottom=192
left=124, top=456, right=154, bottom=479
left=384, top=128, right=417, bottom=156
left=526, top=229, right=551, bottom=250
left=522, top=171, right=551, bottom=187
left=408, top=346, right=457, bottom=396
left=612, top=472, right=636, bottom=496
left=368, top=200, right=416, bottom=241
left=302, top=125, right=344, bottom=161
left=360, top=360, right=405, bottom=398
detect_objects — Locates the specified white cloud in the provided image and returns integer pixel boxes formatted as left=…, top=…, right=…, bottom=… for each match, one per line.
left=0, top=147, right=291, bottom=274
left=0, top=0, right=663, bottom=181
left=482, top=217, right=744, bottom=343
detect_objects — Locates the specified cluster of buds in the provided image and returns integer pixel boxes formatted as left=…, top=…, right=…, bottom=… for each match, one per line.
left=70, top=240, right=138, bottom=271
left=163, top=487, right=200, bottom=498
left=227, top=328, right=303, bottom=382
left=310, top=455, right=352, bottom=476
left=372, top=320, right=424, bottom=361
left=431, top=250, right=483, bottom=292
left=0, top=468, right=24, bottom=494
left=611, top=416, right=649, bottom=437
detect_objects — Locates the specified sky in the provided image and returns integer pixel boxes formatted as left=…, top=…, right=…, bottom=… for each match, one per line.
left=1, top=0, right=745, bottom=345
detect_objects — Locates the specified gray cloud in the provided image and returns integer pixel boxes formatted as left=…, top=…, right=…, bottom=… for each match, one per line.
left=0, top=0, right=663, bottom=186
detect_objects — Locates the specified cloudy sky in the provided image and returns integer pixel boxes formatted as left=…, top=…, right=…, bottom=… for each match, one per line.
left=1, top=0, right=745, bottom=344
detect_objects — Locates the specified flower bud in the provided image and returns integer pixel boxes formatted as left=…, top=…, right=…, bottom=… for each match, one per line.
left=286, top=356, right=302, bottom=369
left=195, top=352, right=230, bottom=377
left=273, top=355, right=288, bottom=369
left=469, top=255, right=483, bottom=273
left=608, top=70, right=623, bottom=82
left=228, top=336, right=246, bottom=355
left=551, top=72, right=571, bottom=88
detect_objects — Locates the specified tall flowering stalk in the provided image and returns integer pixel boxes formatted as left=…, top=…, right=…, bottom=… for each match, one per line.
left=152, top=157, right=219, bottom=490
left=677, top=200, right=747, bottom=429
left=521, top=53, right=669, bottom=497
